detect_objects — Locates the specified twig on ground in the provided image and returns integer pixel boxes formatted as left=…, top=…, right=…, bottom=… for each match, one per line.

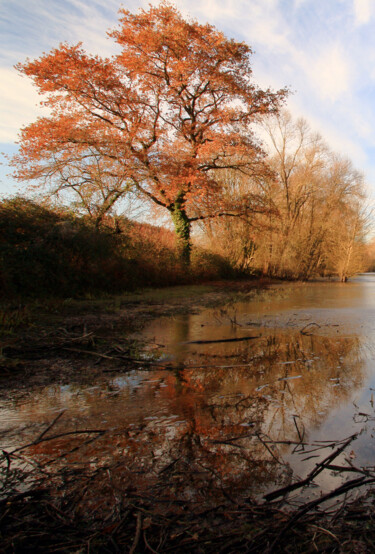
left=129, top=512, right=142, bottom=554
left=268, top=476, right=375, bottom=552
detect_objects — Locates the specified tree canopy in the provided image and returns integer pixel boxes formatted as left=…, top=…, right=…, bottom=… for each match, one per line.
left=12, top=2, right=287, bottom=263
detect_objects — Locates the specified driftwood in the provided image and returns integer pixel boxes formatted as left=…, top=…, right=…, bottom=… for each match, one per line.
left=300, top=322, right=321, bottom=335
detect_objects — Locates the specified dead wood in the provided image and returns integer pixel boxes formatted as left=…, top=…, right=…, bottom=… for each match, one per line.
left=264, top=433, right=358, bottom=501
left=268, top=476, right=375, bottom=552
left=300, top=322, right=321, bottom=335
left=184, top=335, right=261, bottom=344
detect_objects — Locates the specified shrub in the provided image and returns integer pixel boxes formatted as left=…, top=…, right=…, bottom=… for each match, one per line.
left=0, top=198, right=241, bottom=298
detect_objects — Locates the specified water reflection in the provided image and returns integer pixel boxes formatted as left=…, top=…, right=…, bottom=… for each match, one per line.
left=1, top=327, right=368, bottom=503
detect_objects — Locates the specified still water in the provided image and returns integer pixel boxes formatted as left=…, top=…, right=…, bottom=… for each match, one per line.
left=3, top=275, right=375, bottom=503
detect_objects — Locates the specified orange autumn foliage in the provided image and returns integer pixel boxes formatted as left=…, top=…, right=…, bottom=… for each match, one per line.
left=12, top=3, right=287, bottom=263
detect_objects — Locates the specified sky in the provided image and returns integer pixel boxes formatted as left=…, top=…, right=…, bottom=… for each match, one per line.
left=2, top=0, right=375, bottom=205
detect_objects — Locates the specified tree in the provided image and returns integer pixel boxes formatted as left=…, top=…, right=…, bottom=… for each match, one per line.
left=12, top=2, right=287, bottom=264
left=258, top=111, right=328, bottom=276
left=16, top=145, right=133, bottom=228
left=250, top=111, right=368, bottom=280
left=199, top=167, right=273, bottom=271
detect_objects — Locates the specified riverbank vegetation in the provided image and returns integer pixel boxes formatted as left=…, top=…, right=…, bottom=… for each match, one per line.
left=0, top=176, right=369, bottom=300
left=0, top=197, right=236, bottom=298
left=204, top=112, right=370, bottom=281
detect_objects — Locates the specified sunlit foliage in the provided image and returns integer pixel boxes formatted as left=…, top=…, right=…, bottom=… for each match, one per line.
left=11, top=2, right=287, bottom=264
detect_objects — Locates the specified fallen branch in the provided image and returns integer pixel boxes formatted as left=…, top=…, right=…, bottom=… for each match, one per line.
left=184, top=335, right=261, bottom=345
left=36, top=410, right=66, bottom=442
left=129, top=512, right=142, bottom=554
left=300, top=322, right=321, bottom=335
left=62, top=347, right=115, bottom=359
left=264, top=433, right=358, bottom=501
left=10, top=429, right=106, bottom=455
left=268, top=476, right=375, bottom=552
left=256, top=432, right=283, bottom=464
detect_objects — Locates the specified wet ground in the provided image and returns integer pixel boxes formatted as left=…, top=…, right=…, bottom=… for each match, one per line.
left=2, top=276, right=375, bottom=507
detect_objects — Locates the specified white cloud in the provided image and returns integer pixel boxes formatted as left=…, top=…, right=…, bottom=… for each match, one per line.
left=0, top=0, right=124, bottom=143
left=308, top=44, right=351, bottom=102
left=160, top=0, right=290, bottom=51
left=353, top=0, right=372, bottom=25
left=59, top=0, right=122, bottom=56
left=293, top=0, right=308, bottom=8
left=1, top=0, right=122, bottom=67
left=287, top=96, right=366, bottom=162
left=0, top=68, right=45, bottom=142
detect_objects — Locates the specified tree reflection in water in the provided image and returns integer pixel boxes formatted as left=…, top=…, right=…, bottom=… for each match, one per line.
left=2, top=330, right=365, bottom=510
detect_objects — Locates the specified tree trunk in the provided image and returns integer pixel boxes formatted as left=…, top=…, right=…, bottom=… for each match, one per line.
left=170, top=198, right=191, bottom=266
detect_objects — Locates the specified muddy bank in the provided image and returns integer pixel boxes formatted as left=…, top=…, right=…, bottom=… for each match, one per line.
left=0, top=281, right=274, bottom=389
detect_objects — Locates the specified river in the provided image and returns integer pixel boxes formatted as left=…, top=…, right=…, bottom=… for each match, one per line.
left=2, top=275, right=375, bottom=505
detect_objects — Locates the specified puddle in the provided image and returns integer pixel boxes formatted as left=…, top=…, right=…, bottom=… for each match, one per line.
left=3, top=274, right=375, bottom=502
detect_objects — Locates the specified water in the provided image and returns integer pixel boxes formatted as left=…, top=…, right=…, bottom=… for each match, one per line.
left=3, top=275, right=375, bottom=503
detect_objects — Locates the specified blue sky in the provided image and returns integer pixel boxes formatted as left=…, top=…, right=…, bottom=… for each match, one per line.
left=2, top=0, right=375, bottom=205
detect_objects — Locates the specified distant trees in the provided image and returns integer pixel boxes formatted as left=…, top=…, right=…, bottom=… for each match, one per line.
left=261, top=111, right=367, bottom=280
left=203, top=111, right=368, bottom=280
left=11, top=2, right=287, bottom=264
left=365, top=237, right=375, bottom=271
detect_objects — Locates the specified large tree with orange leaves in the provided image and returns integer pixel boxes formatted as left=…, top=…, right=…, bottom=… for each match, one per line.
left=12, top=3, right=287, bottom=264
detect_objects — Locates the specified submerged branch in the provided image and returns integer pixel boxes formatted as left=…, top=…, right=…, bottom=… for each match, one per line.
left=184, top=335, right=261, bottom=344
left=264, top=433, right=358, bottom=501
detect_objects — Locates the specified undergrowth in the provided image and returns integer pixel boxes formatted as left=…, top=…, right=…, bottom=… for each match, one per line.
left=0, top=197, right=239, bottom=299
